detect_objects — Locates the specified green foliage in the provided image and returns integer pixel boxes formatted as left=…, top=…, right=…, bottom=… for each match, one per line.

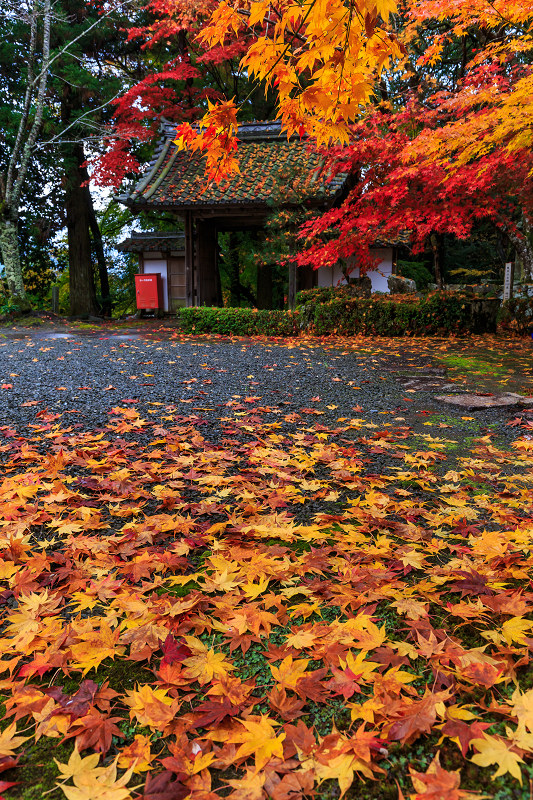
left=304, top=293, right=499, bottom=335
left=55, top=270, right=71, bottom=316
left=499, top=294, right=533, bottom=335
left=441, top=227, right=506, bottom=282
left=107, top=256, right=137, bottom=316
left=218, top=231, right=262, bottom=307
left=0, top=294, right=22, bottom=318
left=22, top=266, right=56, bottom=298
left=296, top=284, right=369, bottom=306
left=176, top=306, right=299, bottom=336
left=397, top=260, right=434, bottom=291
left=261, top=207, right=317, bottom=262
left=178, top=293, right=500, bottom=336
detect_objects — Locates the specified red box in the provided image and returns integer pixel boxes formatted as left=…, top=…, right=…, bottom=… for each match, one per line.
left=135, top=274, right=163, bottom=310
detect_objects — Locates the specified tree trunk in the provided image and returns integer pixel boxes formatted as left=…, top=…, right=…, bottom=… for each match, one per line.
left=64, top=142, right=98, bottom=316
left=86, top=192, right=111, bottom=317
left=79, top=150, right=111, bottom=316
left=0, top=218, right=30, bottom=308
left=288, top=262, right=297, bottom=308
left=430, top=233, right=443, bottom=289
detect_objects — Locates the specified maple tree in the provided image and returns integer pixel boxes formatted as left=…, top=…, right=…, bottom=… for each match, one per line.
left=401, top=0, right=533, bottom=275
left=288, top=0, right=533, bottom=281
left=96, top=0, right=533, bottom=284
left=294, top=97, right=533, bottom=283
left=93, top=0, right=268, bottom=187
left=173, top=0, right=403, bottom=179
left=95, top=0, right=403, bottom=185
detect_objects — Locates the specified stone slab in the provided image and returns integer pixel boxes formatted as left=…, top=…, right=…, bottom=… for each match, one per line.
left=435, top=392, right=533, bottom=410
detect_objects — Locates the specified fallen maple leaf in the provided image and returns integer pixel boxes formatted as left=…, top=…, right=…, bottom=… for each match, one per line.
left=124, top=685, right=179, bottom=731
left=55, top=750, right=137, bottom=799
left=470, top=735, right=524, bottom=783
left=220, top=715, right=285, bottom=770
left=0, top=724, right=29, bottom=757
left=409, top=752, right=485, bottom=799
left=117, top=734, right=153, bottom=773
left=182, top=637, right=236, bottom=685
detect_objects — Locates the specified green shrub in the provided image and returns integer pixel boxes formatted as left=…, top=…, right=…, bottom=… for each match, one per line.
left=304, top=292, right=496, bottom=335
left=176, top=306, right=299, bottom=336
left=176, top=293, right=499, bottom=337
left=396, top=260, right=434, bottom=291
left=296, top=284, right=366, bottom=306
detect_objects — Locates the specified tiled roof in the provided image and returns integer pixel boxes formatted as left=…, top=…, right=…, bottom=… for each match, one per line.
left=117, top=231, right=185, bottom=253
left=118, top=121, right=348, bottom=212
left=373, top=232, right=411, bottom=248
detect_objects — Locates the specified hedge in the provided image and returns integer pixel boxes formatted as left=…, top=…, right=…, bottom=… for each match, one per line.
left=176, top=306, right=299, bottom=336
left=176, top=293, right=500, bottom=337
left=300, top=292, right=499, bottom=335
left=295, top=284, right=367, bottom=305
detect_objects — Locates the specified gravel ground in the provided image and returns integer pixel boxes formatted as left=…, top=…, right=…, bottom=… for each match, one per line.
left=0, top=328, right=520, bottom=432
left=0, top=327, right=526, bottom=488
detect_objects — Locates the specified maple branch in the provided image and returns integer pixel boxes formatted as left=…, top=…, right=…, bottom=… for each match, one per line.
left=483, top=0, right=530, bottom=36
left=236, top=8, right=307, bottom=45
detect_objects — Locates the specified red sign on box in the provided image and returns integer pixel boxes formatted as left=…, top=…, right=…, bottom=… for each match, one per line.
left=135, top=274, right=164, bottom=310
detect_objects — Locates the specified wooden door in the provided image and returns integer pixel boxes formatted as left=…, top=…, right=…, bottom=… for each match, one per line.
left=168, top=256, right=187, bottom=310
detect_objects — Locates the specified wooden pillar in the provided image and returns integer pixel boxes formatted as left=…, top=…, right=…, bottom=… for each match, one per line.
left=184, top=211, right=194, bottom=306
left=288, top=262, right=297, bottom=309
left=196, top=220, right=219, bottom=306
left=257, top=262, right=273, bottom=309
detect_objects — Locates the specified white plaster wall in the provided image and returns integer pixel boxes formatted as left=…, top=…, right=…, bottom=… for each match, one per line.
left=316, top=248, right=394, bottom=293
left=317, top=261, right=346, bottom=287
left=143, top=258, right=169, bottom=311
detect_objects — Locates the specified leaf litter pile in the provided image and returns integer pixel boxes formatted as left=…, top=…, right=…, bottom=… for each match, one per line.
left=1, top=330, right=533, bottom=800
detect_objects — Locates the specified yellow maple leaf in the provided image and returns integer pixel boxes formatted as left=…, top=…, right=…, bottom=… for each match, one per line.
left=123, top=684, right=178, bottom=731
left=471, top=735, right=524, bottom=783
left=182, top=636, right=235, bottom=684
left=391, top=596, right=429, bottom=620
left=501, top=617, right=533, bottom=646
left=340, top=650, right=380, bottom=682
left=69, top=622, right=124, bottom=675
left=117, top=735, right=153, bottom=774
left=510, top=688, right=533, bottom=732
left=230, top=715, right=285, bottom=770
left=225, top=767, right=266, bottom=800
left=57, top=756, right=136, bottom=800
left=314, top=750, right=374, bottom=794
left=0, top=722, right=29, bottom=757
left=241, top=575, right=270, bottom=599
left=54, top=748, right=103, bottom=782
left=348, top=696, right=384, bottom=724
left=285, top=628, right=317, bottom=649
left=270, top=656, right=309, bottom=690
